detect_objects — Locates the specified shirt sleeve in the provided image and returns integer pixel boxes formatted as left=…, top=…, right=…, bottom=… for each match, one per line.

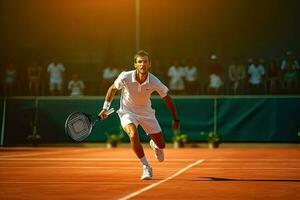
left=114, top=72, right=125, bottom=90
left=154, top=78, right=169, bottom=98
left=58, top=63, right=65, bottom=72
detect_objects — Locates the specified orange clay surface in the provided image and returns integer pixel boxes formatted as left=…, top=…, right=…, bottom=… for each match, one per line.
left=0, top=146, right=299, bottom=200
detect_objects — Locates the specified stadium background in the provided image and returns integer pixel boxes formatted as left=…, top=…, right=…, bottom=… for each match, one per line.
left=0, top=0, right=299, bottom=146
left=1, top=0, right=299, bottom=95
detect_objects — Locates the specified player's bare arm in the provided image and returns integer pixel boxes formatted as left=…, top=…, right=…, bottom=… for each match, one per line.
left=98, top=84, right=118, bottom=119
left=162, top=94, right=180, bottom=130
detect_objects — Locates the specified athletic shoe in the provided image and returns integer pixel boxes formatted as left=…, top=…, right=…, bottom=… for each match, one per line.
left=150, top=140, right=164, bottom=162
left=141, top=165, right=152, bottom=180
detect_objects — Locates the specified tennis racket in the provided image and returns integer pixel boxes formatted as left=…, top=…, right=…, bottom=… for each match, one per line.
left=65, top=108, right=115, bottom=142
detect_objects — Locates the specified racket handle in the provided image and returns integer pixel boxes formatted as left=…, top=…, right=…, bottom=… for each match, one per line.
left=106, top=108, right=115, bottom=115
left=97, top=108, right=115, bottom=120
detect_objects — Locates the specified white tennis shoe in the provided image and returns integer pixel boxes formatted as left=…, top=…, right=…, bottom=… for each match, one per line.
left=141, top=165, right=152, bottom=180
left=150, top=140, right=164, bottom=162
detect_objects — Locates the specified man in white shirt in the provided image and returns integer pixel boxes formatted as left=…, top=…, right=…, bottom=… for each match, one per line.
left=47, top=59, right=65, bottom=95
left=248, top=59, right=265, bottom=94
left=101, top=64, right=119, bottom=94
left=168, top=59, right=186, bottom=95
left=99, top=50, right=180, bottom=180
left=68, top=73, right=85, bottom=96
left=228, top=57, right=246, bottom=95
left=280, top=51, right=299, bottom=91
left=184, top=58, right=198, bottom=95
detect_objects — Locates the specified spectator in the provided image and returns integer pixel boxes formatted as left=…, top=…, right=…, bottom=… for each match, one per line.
left=266, top=59, right=280, bottom=94
left=280, top=51, right=299, bottom=93
left=247, top=58, right=265, bottom=94
left=184, top=58, right=198, bottom=95
left=207, top=54, right=224, bottom=95
left=228, top=56, right=246, bottom=95
left=68, top=73, right=85, bottom=96
left=27, top=61, right=42, bottom=96
left=47, top=58, right=65, bottom=96
left=101, top=63, right=119, bottom=95
left=167, top=59, right=186, bottom=95
left=2, top=63, right=17, bottom=96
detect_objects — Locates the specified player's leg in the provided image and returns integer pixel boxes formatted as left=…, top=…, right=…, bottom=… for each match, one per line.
left=123, top=123, right=145, bottom=159
left=149, top=132, right=165, bottom=162
left=138, top=116, right=165, bottom=162
left=122, top=122, right=152, bottom=180
left=149, top=132, right=165, bottom=149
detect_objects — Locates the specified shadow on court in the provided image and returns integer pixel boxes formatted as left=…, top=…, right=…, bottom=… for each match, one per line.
left=195, top=177, right=300, bottom=182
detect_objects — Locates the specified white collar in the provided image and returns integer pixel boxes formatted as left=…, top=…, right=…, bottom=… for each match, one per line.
left=132, top=71, right=149, bottom=85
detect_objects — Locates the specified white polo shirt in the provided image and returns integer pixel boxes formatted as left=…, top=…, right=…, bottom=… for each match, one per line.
left=47, top=63, right=65, bottom=83
left=168, top=65, right=185, bottom=90
left=184, top=65, right=198, bottom=82
left=114, top=70, right=169, bottom=115
left=248, top=64, right=265, bottom=84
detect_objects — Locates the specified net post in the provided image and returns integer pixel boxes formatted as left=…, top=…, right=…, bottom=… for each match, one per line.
left=1, top=98, right=7, bottom=147
left=213, top=97, right=217, bottom=135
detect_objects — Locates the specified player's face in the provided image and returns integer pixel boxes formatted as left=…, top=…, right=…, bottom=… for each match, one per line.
left=135, top=56, right=150, bottom=75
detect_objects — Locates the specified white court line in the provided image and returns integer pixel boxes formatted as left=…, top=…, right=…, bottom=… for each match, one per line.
left=0, top=152, right=63, bottom=158
left=0, top=158, right=195, bottom=162
left=0, top=149, right=93, bottom=158
left=0, top=181, right=113, bottom=184
left=208, top=159, right=300, bottom=161
left=0, top=167, right=299, bottom=170
left=194, top=167, right=300, bottom=170
left=0, top=181, right=143, bottom=185
left=0, top=166, right=138, bottom=169
left=118, top=159, right=204, bottom=200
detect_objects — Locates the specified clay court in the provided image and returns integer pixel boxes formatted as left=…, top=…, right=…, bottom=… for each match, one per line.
left=0, top=146, right=299, bottom=200
left=1, top=1, right=300, bottom=199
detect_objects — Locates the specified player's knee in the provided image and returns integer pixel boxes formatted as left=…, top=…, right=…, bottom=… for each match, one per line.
left=128, top=131, right=138, bottom=141
left=157, top=142, right=165, bottom=149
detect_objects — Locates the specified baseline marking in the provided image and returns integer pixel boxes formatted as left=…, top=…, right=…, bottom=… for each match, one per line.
left=0, top=167, right=299, bottom=170
left=0, top=158, right=195, bottom=162
left=208, top=159, right=300, bottom=162
left=118, top=159, right=204, bottom=200
left=0, top=149, right=94, bottom=158
left=0, top=181, right=122, bottom=184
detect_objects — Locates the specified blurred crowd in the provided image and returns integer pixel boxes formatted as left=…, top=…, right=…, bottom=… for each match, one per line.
left=1, top=51, right=299, bottom=97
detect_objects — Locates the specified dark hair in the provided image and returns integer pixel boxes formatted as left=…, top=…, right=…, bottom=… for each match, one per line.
left=134, top=50, right=151, bottom=63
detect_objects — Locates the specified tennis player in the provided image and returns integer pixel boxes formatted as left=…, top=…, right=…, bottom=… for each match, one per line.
left=99, top=50, right=180, bottom=180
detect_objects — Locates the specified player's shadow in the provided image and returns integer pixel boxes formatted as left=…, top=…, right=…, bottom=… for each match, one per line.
left=195, top=177, right=300, bottom=182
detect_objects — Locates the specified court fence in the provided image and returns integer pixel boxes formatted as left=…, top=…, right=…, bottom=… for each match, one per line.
left=1, top=95, right=300, bottom=146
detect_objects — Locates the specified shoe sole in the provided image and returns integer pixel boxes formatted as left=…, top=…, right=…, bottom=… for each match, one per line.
left=141, top=176, right=152, bottom=180
left=141, top=166, right=153, bottom=180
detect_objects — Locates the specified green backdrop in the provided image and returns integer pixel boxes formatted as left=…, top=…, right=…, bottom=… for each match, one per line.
left=1, top=96, right=300, bottom=146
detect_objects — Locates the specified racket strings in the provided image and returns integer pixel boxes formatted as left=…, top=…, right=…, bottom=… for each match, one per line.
left=65, top=108, right=114, bottom=142
left=66, top=112, right=92, bottom=141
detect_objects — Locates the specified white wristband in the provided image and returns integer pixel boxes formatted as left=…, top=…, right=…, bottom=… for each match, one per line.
left=103, top=101, right=111, bottom=110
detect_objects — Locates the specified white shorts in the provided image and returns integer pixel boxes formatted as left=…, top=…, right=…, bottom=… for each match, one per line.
left=49, top=82, right=63, bottom=91
left=117, top=110, right=162, bottom=134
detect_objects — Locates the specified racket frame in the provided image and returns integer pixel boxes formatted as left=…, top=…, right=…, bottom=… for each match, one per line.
left=65, top=108, right=114, bottom=142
